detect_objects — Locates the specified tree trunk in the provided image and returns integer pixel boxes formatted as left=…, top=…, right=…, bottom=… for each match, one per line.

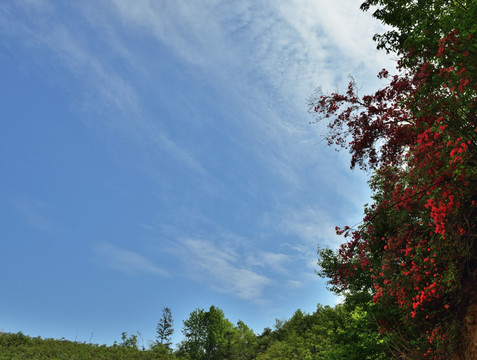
left=461, top=301, right=477, bottom=359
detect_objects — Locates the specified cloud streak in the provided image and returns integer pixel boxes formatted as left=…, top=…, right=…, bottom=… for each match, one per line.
left=2, top=0, right=388, bottom=304
left=94, top=242, right=170, bottom=277
left=12, top=198, right=59, bottom=234
left=0, top=1, right=208, bottom=178
left=173, top=237, right=271, bottom=301
left=1, top=0, right=389, bottom=194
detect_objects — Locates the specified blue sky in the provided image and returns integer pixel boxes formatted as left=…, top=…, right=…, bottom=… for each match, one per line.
left=0, top=0, right=392, bottom=347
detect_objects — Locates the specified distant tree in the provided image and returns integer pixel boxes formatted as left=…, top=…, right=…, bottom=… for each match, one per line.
left=177, top=306, right=234, bottom=360
left=256, top=327, right=273, bottom=355
left=255, top=303, right=388, bottom=360
left=177, top=308, right=207, bottom=359
left=224, top=320, right=257, bottom=360
left=119, top=331, right=138, bottom=349
left=156, top=307, right=174, bottom=348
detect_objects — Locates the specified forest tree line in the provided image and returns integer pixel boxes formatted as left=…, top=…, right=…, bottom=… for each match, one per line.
left=0, top=300, right=389, bottom=360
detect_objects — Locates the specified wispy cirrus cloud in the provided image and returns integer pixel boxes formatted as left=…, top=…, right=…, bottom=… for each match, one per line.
left=174, top=237, right=270, bottom=301
left=0, top=1, right=208, bottom=178
left=94, top=242, right=170, bottom=277
left=104, top=0, right=393, bottom=153
left=0, top=2, right=140, bottom=114
left=1, top=0, right=388, bottom=194
left=3, top=0, right=387, bottom=304
left=247, top=252, right=291, bottom=275
left=12, top=198, right=59, bottom=234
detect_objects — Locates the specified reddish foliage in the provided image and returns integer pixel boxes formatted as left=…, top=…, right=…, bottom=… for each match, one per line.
left=314, top=29, right=477, bottom=358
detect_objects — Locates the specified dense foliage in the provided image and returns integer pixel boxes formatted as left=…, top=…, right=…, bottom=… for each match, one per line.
left=0, top=331, right=168, bottom=360
left=312, top=0, right=477, bottom=359
left=0, top=301, right=388, bottom=360
left=254, top=297, right=388, bottom=360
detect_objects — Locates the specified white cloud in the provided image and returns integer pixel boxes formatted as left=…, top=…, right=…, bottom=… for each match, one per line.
left=4, top=0, right=386, bottom=302
left=287, top=279, right=304, bottom=288
left=103, top=0, right=392, bottom=118
left=2, top=0, right=389, bottom=193
left=175, top=238, right=271, bottom=301
left=247, top=252, right=291, bottom=275
left=12, top=198, right=59, bottom=234
left=106, top=0, right=231, bottom=68
left=94, top=242, right=170, bottom=277
left=0, top=1, right=208, bottom=178
left=264, top=205, right=338, bottom=248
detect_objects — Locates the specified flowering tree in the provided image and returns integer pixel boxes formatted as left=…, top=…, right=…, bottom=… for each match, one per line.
left=312, top=3, right=476, bottom=358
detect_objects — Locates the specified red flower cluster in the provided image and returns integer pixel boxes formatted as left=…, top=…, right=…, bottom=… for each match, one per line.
left=314, top=28, right=476, bottom=358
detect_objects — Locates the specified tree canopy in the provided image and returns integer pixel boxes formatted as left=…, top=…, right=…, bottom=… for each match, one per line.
left=312, top=0, right=477, bottom=358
